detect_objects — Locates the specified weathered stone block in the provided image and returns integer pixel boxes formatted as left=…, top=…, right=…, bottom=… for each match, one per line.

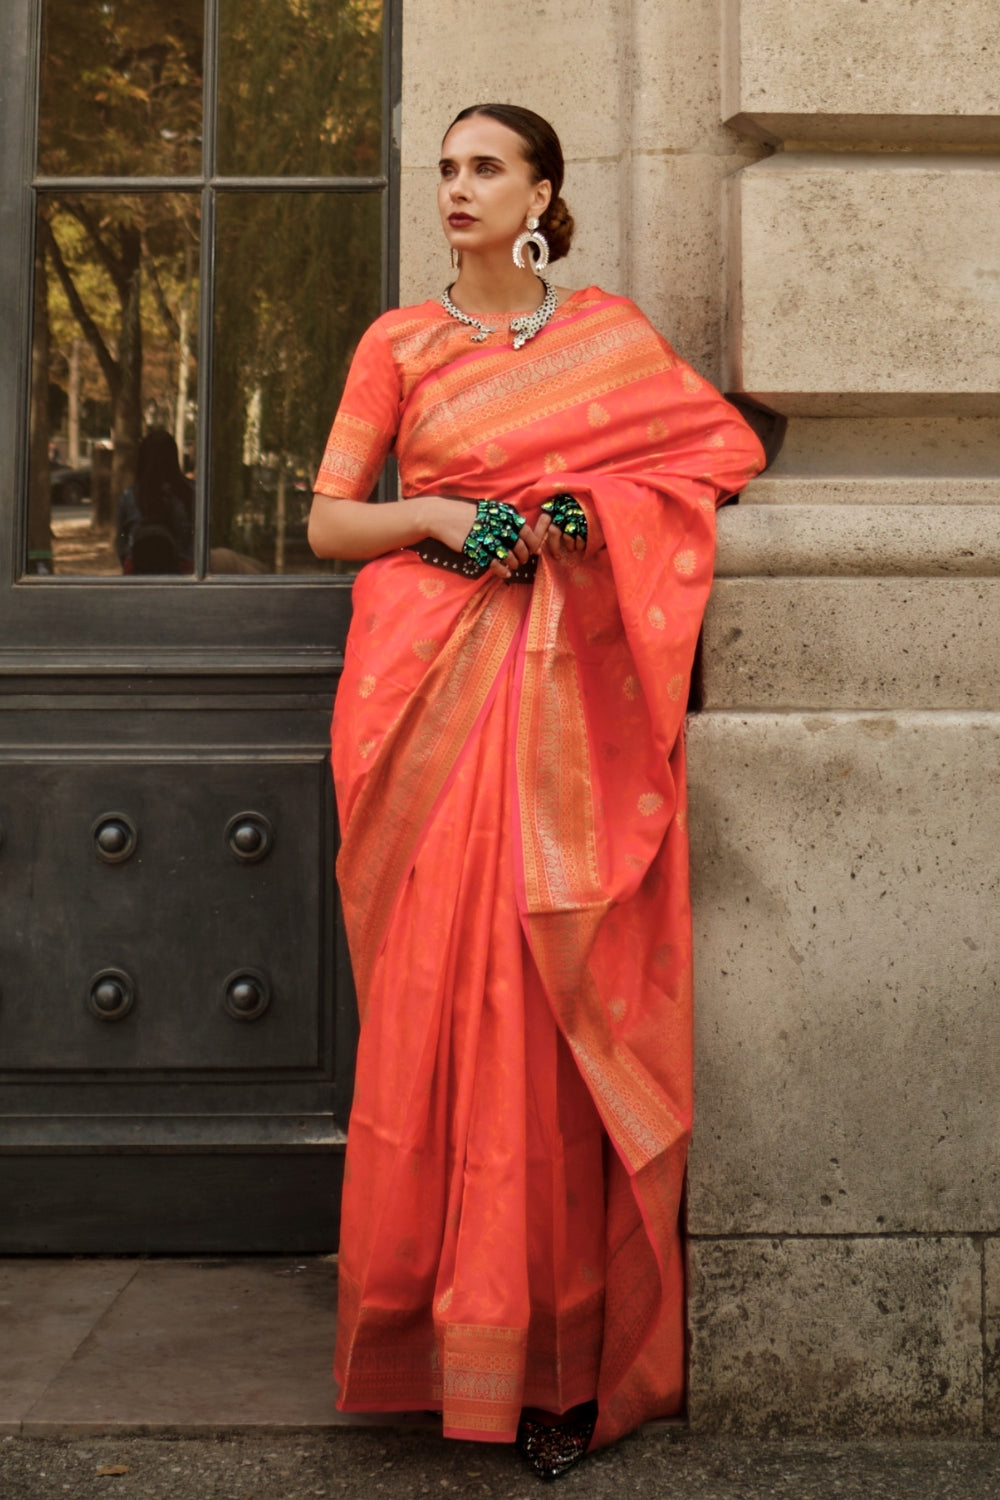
left=402, top=0, right=627, bottom=169
left=728, top=155, right=1000, bottom=412
left=687, top=1237, right=982, bottom=1434
left=631, top=152, right=755, bottom=382
left=686, top=711, right=1000, bottom=1235
left=702, top=577, right=1000, bottom=710
left=981, top=1239, right=1000, bottom=1436
left=723, top=0, right=1000, bottom=144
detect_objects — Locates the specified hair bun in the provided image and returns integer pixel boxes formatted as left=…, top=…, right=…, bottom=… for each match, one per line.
left=541, top=196, right=574, bottom=264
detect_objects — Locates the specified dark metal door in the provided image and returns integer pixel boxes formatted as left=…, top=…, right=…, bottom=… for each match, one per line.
left=0, top=0, right=399, bottom=1251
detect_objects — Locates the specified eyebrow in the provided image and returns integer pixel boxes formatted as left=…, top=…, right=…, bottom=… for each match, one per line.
left=438, top=154, right=507, bottom=169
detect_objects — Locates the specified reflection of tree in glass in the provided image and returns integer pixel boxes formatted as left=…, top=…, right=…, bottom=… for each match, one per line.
left=37, top=195, right=198, bottom=526
left=211, top=193, right=380, bottom=570
left=38, top=0, right=203, bottom=177
left=218, top=0, right=382, bottom=177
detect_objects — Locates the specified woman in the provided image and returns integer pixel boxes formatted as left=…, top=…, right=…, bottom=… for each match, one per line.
left=309, top=103, right=767, bottom=1479
left=116, top=427, right=194, bottom=575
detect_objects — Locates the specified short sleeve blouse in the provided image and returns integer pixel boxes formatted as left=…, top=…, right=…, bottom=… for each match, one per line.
left=313, top=320, right=402, bottom=501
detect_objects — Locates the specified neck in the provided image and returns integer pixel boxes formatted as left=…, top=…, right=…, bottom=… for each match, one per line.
left=449, top=251, right=545, bottom=314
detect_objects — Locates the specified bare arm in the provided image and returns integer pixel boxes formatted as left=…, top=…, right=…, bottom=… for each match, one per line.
left=308, top=493, right=543, bottom=578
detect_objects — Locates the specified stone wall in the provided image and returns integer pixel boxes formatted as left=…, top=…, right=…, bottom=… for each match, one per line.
left=399, top=0, right=1000, bottom=1434
left=689, top=0, right=1000, bottom=1435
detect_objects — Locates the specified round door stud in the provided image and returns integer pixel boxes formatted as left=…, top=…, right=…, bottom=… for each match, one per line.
left=87, top=969, right=136, bottom=1022
left=222, top=968, right=271, bottom=1021
left=225, top=812, right=274, bottom=864
left=92, top=813, right=137, bottom=864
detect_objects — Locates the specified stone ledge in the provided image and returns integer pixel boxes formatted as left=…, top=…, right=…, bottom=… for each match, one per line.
left=726, top=113, right=1000, bottom=148
left=741, top=478, right=1000, bottom=507
left=723, top=0, right=1000, bottom=140
left=715, top=505, right=1000, bottom=577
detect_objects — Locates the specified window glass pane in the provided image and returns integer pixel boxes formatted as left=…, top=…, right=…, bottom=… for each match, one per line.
left=217, top=0, right=382, bottom=177
left=38, top=0, right=203, bottom=177
left=210, top=192, right=380, bottom=575
left=27, top=195, right=200, bottom=577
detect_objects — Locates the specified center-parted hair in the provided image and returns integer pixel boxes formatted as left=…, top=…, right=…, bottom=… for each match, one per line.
left=447, top=103, right=576, bottom=263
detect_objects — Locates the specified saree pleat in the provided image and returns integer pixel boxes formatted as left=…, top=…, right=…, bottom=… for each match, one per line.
left=335, top=604, right=606, bottom=1437
left=319, top=288, right=768, bottom=1449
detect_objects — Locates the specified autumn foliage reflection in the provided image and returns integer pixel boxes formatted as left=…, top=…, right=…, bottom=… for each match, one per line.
left=29, top=0, right=385, bottom=577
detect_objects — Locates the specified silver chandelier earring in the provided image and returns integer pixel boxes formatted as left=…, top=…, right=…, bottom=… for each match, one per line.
left=513, top=216, right=550, bottom=273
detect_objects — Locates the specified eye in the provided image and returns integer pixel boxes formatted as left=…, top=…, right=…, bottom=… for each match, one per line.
left=477, top=163, right=497, bottom=175
left=439, top=163, right=455, bottom=179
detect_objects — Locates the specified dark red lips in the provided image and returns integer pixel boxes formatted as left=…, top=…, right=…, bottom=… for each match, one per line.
left=448, top=214, right=475, bottom=226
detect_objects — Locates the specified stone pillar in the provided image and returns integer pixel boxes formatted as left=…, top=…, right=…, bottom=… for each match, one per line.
left=686, top=0, right=1000, bottom=1436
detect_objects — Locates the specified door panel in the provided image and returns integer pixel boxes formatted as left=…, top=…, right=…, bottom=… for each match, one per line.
left=0, top=758, right=326, bottom=1072
left=0, top=0, right=398, bottom=1249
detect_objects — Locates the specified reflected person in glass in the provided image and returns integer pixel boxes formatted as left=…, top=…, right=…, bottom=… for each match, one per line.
left=308, top=104, right=768, bottom=1481
left=116, top=428, right=194, bottom=575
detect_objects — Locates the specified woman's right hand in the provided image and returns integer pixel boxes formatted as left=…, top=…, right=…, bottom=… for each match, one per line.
left=418, top=496, right=541, bottom=579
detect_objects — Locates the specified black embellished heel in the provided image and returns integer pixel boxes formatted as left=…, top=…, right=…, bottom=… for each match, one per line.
left=515, top=1399, right=598, bottom=1482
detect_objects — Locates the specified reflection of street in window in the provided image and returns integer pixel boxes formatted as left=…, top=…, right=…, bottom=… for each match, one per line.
left=27, top=0, right=386, bottom=579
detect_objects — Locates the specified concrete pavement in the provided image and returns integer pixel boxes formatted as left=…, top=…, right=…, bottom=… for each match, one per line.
left=3, top=1258, right=1000, bottom=1497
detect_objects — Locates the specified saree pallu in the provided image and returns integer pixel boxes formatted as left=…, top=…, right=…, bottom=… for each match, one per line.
left=318, top=289, right=766, bottom=1450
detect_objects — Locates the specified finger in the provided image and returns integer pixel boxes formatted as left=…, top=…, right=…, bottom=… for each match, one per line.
left=545, top=527, right=564, bottom=558
left=489, top=556, right=509, bottom=578
left=519, top=521, right=543, bottom=554
left=532, top=514, right=552, bottom=548
left=509, top=538, right=528, bottom=565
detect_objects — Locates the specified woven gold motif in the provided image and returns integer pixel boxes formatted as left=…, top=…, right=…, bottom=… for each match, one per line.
left=418, top=577, right=446, bottom=598
left=638, top=791, right=664, bottom=816
left=667, top=673, right=685, bottom=701
left=631, top=534, right=647, bottom=560
left=412, top=638, right=441, bottom=661
left=673, top=550, right=698, bottom=575
left=358, top=674, right=377, bottom=698
left=588, top=402, right=611, bottom=427
left=647, top=605, right=666, bottom=630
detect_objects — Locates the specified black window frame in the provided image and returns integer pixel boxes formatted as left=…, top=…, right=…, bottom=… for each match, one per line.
left=0, top=0, right=401, bottom=656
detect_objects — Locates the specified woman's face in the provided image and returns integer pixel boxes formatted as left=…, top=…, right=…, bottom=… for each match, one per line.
left=438, top=115, right=552, bottom=261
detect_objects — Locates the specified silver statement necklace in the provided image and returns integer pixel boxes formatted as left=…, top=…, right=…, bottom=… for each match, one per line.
left=441, top=277, right=557, bottom=351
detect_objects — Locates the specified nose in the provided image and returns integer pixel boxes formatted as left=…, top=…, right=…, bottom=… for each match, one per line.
left=449, top=171, right=470, bottom=202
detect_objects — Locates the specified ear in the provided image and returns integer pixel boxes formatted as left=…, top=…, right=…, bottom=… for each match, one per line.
left=529, top=178, right=553, bottom=219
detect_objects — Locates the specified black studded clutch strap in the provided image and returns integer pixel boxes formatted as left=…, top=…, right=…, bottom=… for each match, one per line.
left=405, top=536, right=538, bottom=583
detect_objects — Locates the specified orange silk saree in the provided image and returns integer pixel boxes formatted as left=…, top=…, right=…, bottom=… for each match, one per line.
left=314, top=287, right=766, bottom=1450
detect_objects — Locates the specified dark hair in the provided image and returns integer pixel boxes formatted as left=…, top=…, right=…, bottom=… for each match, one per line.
left=135, top=427, right=192, bottom=527
left=447, top=103, right=575, bottom=263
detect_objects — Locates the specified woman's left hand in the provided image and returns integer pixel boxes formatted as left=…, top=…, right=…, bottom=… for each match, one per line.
left=534, top=510, right=587, bottom=559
